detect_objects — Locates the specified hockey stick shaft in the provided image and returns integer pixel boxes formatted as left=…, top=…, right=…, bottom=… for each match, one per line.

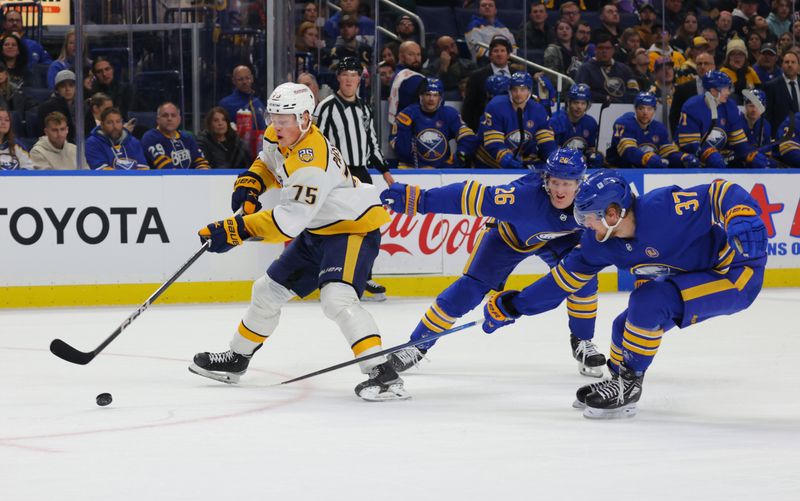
left=279, top=319, right=481, bottom=385
left=49, top=239, right=212, bottom=365
left=757, top=112, right=795, bottom=152
left=515, top=107, right=524, bottom=159
left=594, top=97, right=610, bottom=151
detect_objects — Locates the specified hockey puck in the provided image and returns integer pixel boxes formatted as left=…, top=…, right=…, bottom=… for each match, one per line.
left=96, top=393, right=113, bottom=407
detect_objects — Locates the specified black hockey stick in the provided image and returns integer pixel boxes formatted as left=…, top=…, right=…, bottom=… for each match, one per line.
left=49, top=239, right=212, bottom=365
left=699, top=91, right=719, bottom=147
left=757, top=111, right=796, bottom=153
left=279, top=319, right=481, bottom=385
left=594, top=96, right=611, bottom=151
left=515, top=107, right=525, bottom=160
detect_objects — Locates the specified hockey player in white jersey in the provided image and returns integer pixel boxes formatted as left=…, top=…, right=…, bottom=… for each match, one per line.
left=190, top=82, right=408, bottom=401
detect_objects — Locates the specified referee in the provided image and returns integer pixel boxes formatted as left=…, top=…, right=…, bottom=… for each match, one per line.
left=314, top=57, right=393, bottom=300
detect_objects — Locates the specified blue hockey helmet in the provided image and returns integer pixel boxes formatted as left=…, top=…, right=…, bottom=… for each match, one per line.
left=743, top=88, right=766, bottom=106
left=634, top=91, right=658, bottom=108
left=509, top=71, right=533, bottom=91
left=702, top=70, right=733, bottom=92
left=542, top=148, right=587, bottom=181
left=421, top=77, right=444, bottom=95
left=574, top=170, right=633, bottom=242
left=567, top=83, right=592, bottom=104
left=486, top=74, right=510, bottom=97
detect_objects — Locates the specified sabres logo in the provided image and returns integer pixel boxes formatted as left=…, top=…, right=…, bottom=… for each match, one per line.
left=298, top=148, right=314, bottom=162
left=645, top=247, right=659, bottom=258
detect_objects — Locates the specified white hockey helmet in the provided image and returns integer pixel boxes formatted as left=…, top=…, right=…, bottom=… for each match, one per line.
left=267, top=82, right=316, bottom=133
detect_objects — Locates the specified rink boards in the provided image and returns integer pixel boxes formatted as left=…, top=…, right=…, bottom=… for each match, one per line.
left=0, top=168, right=798, bottom=307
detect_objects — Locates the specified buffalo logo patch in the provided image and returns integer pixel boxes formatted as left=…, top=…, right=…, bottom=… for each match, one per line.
left=645, top=247, right=659, bottom=258
left=298, top=148, right=314, bottom=162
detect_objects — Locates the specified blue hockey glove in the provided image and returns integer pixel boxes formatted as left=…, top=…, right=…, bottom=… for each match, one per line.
left=680, top=153, right=699, bottom=168
left=199, top=215, right=252, bottom=253
left=644, top=153, right=669, bottom=168
left=483, top=290, right=521, bottom=334
left=746, top=151, right=774, bottom=169
left=587, top=151, right=605, bottom=168
left=231, top=171, right=266, bottom=214
left=455, top=150, right=468, bottom=168
left=726, top=206, right=767, bottom=258
left=380, top=183, right=426, bottom=216
left=499, top=152, right=524, bottom=169
left=700, top=147, right=726, bottom=169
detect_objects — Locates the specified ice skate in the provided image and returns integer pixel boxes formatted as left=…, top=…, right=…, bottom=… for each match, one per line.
left=573, top=362, right=618, bottom=408
left=189, top=349, right=253, bottom=384
left=355, top=363, right=410, bottom=401
left=582, top=365, right=643, bottom=419
left=387, top=346, right=427, bottom=372
left=571, top=335, right=606, bottom=378
left=361, top=279, right=387, bottom=302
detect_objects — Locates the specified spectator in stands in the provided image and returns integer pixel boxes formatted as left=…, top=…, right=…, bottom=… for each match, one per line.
left=753, top=43, right=781, bottom=82
left=395, top=15, right=418, bottom=44
left=544, top=20, right=575, bottom=84
left=37, top=69, right=76, bottom=143
left=630, top=48, right=654, bottom=91
left=324, top=0, right=376, bottom=45
left=635, top=2, right=658, bottom=48
left=570, top=21, right=594, bottom=78
left=0, top=106, right=31, bottom=169
left=424, top=35, right=477, bottom=92
left=141, top=102, right=208, bottom=169
left=518, top=1, right=554, bottom=50
left=732, top=0, right=759, bottom=37
left=763, top=49, right=800, bottom=132
left=1, top=34, right=30, bottom=86
left=716, top=11, right=736, bottom=49
left=559, top=2, right=582, bottom=29
left=47, top=29, right=86, bottom=90
left=662, top=0, right=686, bottom=34
left=30, top=112, right=78, bottom=170
left=721, top=37, right=761, bottom=102
left=777, top=31, right=794, bottom=58
left=387, top=41, right=425, bottom=125
left=675, top=36, right=711, bottom=85
left=647, top=26, right=686, bottom=72
left=701, top=27, right=723, bottom=65
left=297, top=72, right=333, bottom=105
left=747, top=16, right=773, bottom=44
left=594, top=4, right=621, bottom=46
left=768, top=0, right=792, bottom=39
left=576, top=33, right=639, bottom=103
left=326, top=15, right=372, bottom=70
left=670, top=51, right=715, bottom=133
left=378, top=62, right=394, bottom=98
left=648, top=57, right=676, bottom=111
left=218, top=65, right=267, bottom=131
left=90, top=57, right=133, bottom=120
left=196, top=106, right=251, bottom=170
left=672, top=13, right=700, bottom=53
left=464, top=0, right=517, bottom=62
left=1, top=9, right=50, bottom=68
left=84, top=92, right=112, bottom=136
left=85, top=107, right=147, bottom=170
left=296, top=22, right=324, bottom=53
left=615, top=28, right=642, bottom=67
left=746, top=31, right=763, bottom=65
left=301, top=2, right=319, bottom=25
left=462, top=36, right=512, bottom=131
left=0, top=61, right=34, bottom=115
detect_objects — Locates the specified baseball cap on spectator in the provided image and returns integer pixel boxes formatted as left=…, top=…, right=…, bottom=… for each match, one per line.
left=691, top=36, right=709, bottom=49
left=760, top=43, right=777, bottom=55
left=55, top=69, right=76, bottom=87
left=339, top=14, right=358, bottom=27
left=726, top=38, right=747, bottom=57
left=637, top=1, right=656, bottom=13
left=489, top=35, right=512, bottom=53
left=396, top=14, right=413, bottom=23
left=654, top=57, right=674, bottom=70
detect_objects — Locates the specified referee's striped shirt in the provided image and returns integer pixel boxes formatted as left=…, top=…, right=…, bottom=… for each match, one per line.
left=314, top=93, right=388, bottom=172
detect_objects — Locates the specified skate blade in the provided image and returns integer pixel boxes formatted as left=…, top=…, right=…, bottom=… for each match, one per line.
left=579, top=363, right=604, bottom=378
left=358, top=383, right=411, bottom=402
left=188, top=364, right=242, bottom=384
left=360, top=292, right=387, bottom=302
left=582, top=403, right=637, bottom=419
left=572, top=399, right=586, bottom=409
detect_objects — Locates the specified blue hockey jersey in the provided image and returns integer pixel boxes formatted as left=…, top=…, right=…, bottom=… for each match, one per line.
left=474, top=95, right=556, bottom=168
left=775, top=112, right=800, bottom=167
left=676, top=94, right=754, bottom=165
left=389, top=103, right=479, bottom=168
left=141, top=128, right=210, bottom=169
left=549, top=110, right=598, bottom=152
left=607, top=112, right=688, bottom=168
left=507, top=180, right=767, bottom=323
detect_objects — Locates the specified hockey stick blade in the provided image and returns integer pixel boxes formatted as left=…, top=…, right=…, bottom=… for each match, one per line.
left=49, top=338, right=96, bottom=365
left=279, top=318, right=481, bottom=385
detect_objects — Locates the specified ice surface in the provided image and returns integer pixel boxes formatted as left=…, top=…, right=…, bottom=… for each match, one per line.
left=2, top=291, right=799, bottom=500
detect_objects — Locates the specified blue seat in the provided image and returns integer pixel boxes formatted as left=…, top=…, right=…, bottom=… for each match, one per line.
left=29, top=63, right=50, bottom=88
left=25, top=109, right=39, bottom=138
left=497, top=9, right=523, bottom=31
left=133, top=70, right=182, bottom=111
left=129, top=111, right=157, bottom=130
left=583, top=12, right=601, bottom=29
left=619, top=13, right=638, bottom=30
left=22, top=86, right=52, bottom=105
left=10, top=110, right=25, bottom=138
left=454, top=8, right=475, bottom=36
left=417, top=6, right=458, bottom=39
left=524, top=48, right=545, bottom=65
left=493, top=0, right=523, bottom=9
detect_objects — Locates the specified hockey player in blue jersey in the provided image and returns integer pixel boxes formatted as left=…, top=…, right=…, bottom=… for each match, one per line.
left=380, top=148, right=606, bottom=377
left=474, top=72, right=557, bottom=169
left=482, top=170, right=767, bottom=419
left=775, top=112, right=800, bottom=167
left=676, top=71, right=773, bottom=168
left=141, top=102, right=210, bottom=169
left=548, top=83, right=603, bottom=168
left=607, top=91, right=699, bottom=168
left=485, top=73, right=510, bottom=98
left=389, top=77, right=479, bottom=168
left=533, top=73, right=557, bottom=116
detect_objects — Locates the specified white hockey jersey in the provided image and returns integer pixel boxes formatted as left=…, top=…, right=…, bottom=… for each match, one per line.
left=242, top=124, right=389, bottom=243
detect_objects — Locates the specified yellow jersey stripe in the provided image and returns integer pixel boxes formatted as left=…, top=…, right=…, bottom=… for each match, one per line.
left=567, top=310, right=597, bottom=319
left=351, top=334, right=382, bottom=356
left=550, top=266, right=580, bottom=293
left=421, top=315, right=447, bottom=333
left=237, top=321, right=268, bottom=343
left=432, top=302, right=457, bottom=323
left=622, top=339, right=659, bottom=356
left=475, top=185, right=486, bottom=217
left=463, top=228, right=488, bottom=274
left=424, top=309, right=454, bottom=331
left=624, top=321, right=663, bottom=338
left=342, top=234, right=364, bottom=284
left=624, top=331, right=662, bottom=348
left=567, top=301, right=597, bottom=312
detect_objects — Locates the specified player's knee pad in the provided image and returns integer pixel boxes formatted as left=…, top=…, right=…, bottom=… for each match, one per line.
left=237, top=275, right=295, bottom=348
left=320, top=282, right=384, bottom=372
left=627, top=281, right=682, bottom=330
left=437, top=274, right=493, bottom=318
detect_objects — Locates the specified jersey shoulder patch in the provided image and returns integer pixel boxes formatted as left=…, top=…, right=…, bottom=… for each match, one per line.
left=283, top=126, right=329, bottom=177
left=397, top=112, right=412, bottom=126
